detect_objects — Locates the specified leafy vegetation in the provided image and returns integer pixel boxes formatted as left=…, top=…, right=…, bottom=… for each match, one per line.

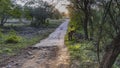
left=5, top=30, right=22, bottom=43
left=65, top=36, right=98, bottom=68
left=66, top=0, right=120, bottom=68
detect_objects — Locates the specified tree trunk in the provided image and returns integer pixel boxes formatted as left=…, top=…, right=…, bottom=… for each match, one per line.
left=83, top=10, right=89, bottom=40
left=0, top=17, right=5, bottom=26
left=99, top=33, right=120, bottom=68
left=0, top=14, right=8, bottom=26
left=30, top=16, right=35, bottom=26
left=83, top=0, right=90, bottom=40
left=89, top=15, right=94, bottom=38
left=83, top=14, right=89, bottom=39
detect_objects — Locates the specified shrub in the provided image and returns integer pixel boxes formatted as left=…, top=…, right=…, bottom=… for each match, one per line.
left=5, top=35, right=22, bottom=43
left=5, top=30, right=22, bottom=43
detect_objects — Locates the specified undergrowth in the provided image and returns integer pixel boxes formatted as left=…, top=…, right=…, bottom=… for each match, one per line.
left=65, top=38, right=99, bottom=68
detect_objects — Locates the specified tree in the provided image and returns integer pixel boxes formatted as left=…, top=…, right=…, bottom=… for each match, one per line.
left=68, top=0, right=95, bottom=39
left=0, top=0, right=12, bottom=26
left=52, top=9, right=62, bottom=19
left=68, top=0, right=120, bottom=68
left=99, top=32, right=120, bottom=68
left=99, top=0, right=120, bottom=68
left=0, top=0, right=22, bottom=26
left=24, top=0, right=61, bottom=27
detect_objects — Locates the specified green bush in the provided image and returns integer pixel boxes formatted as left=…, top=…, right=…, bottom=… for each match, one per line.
left=5, top=35, right=22, bottom=43
left=66, top=39, right=99, bottom=68
left=5, top=30, right=22, bottom=43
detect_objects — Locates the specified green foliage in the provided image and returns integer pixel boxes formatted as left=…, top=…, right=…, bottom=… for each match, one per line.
left=0, top=50, right=3, bottom=54
left=67, top=6, right=83, bottom=30
left=24, top=8, right=32, bottom=19
left=113, top=55, right=120, bottom=68
left=0, top=0, right=22, bottom=26
left=10, top=6, right=22, bottom=18
left=5, top=30, right=22, bottom=43
left=66, top=40, right=98, bottom=68
left=67, top=0, right=120, bottom=67
left=5, top=35, right=21, bottom=43
left=3, top=48, right=12, bottom=53
left=24, top=0, right=62, bottom=27
left=0, top=0, right=11, bottom=13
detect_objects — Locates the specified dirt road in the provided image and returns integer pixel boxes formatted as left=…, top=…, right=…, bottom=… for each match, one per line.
left=3, top=19, right=70, bottom=68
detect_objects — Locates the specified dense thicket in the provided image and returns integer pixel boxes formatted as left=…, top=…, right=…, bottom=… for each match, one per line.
left=67, top=0, right=120, bottom=68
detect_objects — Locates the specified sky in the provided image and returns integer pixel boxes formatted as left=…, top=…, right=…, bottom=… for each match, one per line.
left=16, top=0, right=69, bottom=14
left=43, top=0, right=70, bottom=13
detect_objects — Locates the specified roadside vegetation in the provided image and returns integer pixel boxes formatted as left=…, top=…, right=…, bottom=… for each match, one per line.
left=66, top=0, right=120, bottom=68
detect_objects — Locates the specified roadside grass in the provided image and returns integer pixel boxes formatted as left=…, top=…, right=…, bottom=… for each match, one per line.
left=65, top=35, right=120, bottom=68
left=66, top=19, right=120, bottom=68
left=65, top=34, right=99, bottom=68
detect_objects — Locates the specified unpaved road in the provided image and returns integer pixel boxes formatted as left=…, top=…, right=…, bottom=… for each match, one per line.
left=2, top=19, right=70, bottom=68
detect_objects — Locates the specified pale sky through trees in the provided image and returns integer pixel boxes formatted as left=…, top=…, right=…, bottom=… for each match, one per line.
left=43, top=0, right=69, bottom=14
left=16, top=0, right=69, bottom=14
